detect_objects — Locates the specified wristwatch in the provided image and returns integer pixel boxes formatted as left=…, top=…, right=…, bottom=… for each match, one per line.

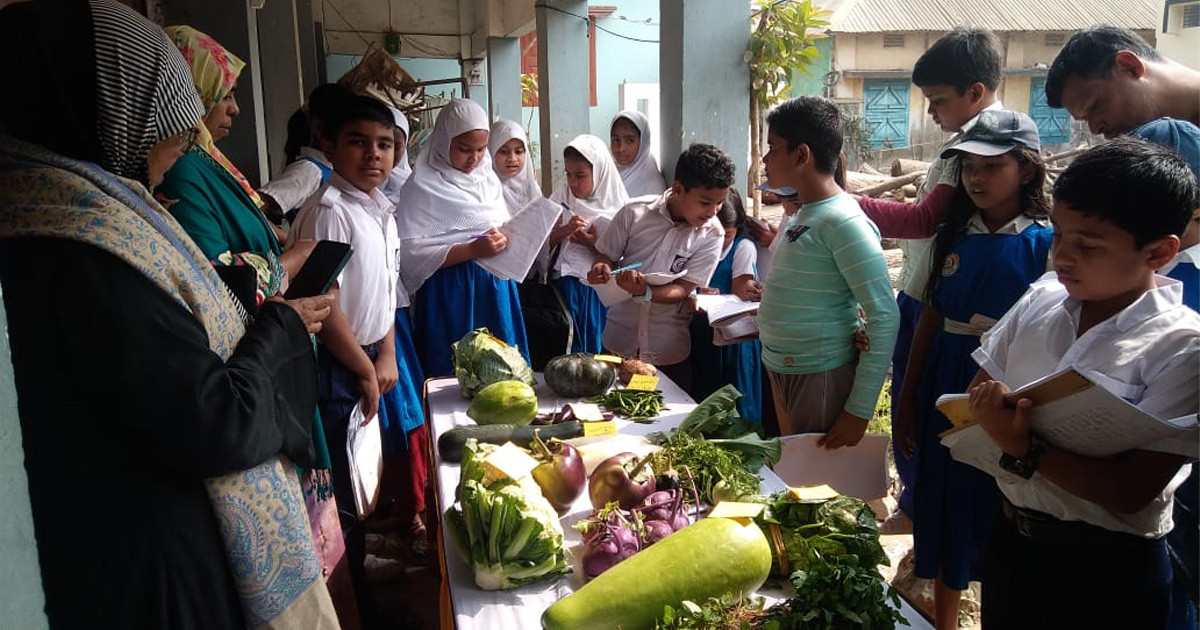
left=632, top=285, right=653, bottom=303
left=999, top=434, right=1046, bottom=479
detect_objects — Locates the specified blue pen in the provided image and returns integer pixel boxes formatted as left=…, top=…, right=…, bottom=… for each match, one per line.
left=610, top=262, right=643, bottom=274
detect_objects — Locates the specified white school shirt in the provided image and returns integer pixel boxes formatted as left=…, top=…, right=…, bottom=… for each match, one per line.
left=260, top=147, right=329, bottom=213
left=971, top=273, right=1200, bottom=537
left=594, top=191, right=724, bottom=365
left=289, top=172, right=401, bottom=345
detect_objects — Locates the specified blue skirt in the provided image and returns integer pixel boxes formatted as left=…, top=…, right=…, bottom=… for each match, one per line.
left=378, top=308, right=426, bottom=457
left=912, top=330, right=999, bottom=590
left=412, top=261, right=530, bottom=378
left=688, top=315, right=763, bottom=423
left=553, top=275, right=607, bottom=354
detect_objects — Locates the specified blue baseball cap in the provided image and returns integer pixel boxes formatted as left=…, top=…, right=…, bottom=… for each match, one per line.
left=941, top=110, right=1041, bottom=159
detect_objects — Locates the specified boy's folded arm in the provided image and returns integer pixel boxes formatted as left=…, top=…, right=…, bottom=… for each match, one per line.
left=856, top=183, right=954, bottom=239
left=1036, top=447, right=1187, bottom=514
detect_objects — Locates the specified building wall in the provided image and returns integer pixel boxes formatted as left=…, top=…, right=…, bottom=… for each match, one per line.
left=1158, top=1, right=1200, bottom=69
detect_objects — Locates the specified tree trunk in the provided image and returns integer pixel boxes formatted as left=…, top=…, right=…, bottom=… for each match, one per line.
left=749, top=98, right=762, bottom=218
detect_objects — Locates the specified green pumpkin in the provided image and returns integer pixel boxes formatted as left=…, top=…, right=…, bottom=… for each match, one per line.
left=543, top=353, right=616, bottom=398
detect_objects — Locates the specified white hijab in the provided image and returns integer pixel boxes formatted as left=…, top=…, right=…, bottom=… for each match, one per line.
left=380, top=106, right=412, bottom=205
left=489, top=119, right=543, bottom=215
left=549, top=134, right=630, bottom=279
left=612, top=110, right=666, bottom=198
left=550, top=134, right=628, bottom=223
left=394, top=98, right=510, bottom=291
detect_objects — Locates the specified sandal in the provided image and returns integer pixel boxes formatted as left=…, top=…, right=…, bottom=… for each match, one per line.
left=410, top=516, right=429, bottom=560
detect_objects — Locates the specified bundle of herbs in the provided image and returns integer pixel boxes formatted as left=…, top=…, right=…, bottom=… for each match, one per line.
left=651, top=385, right=782, bottom=504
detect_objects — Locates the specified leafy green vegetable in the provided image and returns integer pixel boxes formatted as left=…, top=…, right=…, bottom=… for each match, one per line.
left=444, top=439, right=571, bottom=590
left=452, top=328, right=536, bottom=398
left=765, top=557, right=908, bottom=629
left=756, top=494, right=890, bottom=574
left=658, top=432, right=762, bottom=505
left=677, top=385, right=745, bottom=437
left=655, top=593, right=768, bottom=629
left=673, top=385, right=782, bottom=468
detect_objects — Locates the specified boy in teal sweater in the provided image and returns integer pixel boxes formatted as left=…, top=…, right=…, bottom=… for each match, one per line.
left=758, top=96, right=899, bottom=447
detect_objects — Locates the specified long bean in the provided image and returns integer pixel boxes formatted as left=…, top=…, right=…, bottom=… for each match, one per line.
left=586, top=389, right=665, bottom=421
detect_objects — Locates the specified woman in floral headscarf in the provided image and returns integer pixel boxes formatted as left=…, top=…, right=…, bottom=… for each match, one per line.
left=157, top=25, right=312, bottom=310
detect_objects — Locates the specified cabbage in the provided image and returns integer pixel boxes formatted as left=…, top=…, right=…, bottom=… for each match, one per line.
left=444, top=439, right=571, bottom=590
left=452, top=328, right=536, bottom=398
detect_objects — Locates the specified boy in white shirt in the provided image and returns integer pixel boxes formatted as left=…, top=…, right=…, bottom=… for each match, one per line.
left=259, top=83, right=352, bottom=223
left=966, top=138, right=1200, bottom=628
left=288, top=94, right=401, bottom=623
left=587, top=144, right=733, bottom=391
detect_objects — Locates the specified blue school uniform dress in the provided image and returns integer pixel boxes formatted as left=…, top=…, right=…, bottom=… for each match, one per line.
left=378, top=307, right=427, bottom=457
left=689, top=235, right=763, bottom=422
left=553, top=274, right=607, bottom=354
left=413, top=261, right=530, bottom=377
left=913, top=221, right=1053, bottom=590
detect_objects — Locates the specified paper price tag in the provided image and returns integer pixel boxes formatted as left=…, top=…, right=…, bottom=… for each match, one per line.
left=626, top=374, right=659, bottom=391
left=708, top=501, right=766, bottom=522
left=582, top=420, right=618, bottom=436
left=568, top=403, right=605, bottom=422
left=483, top=442, right=539, bottom=480
left=787, top=484, right=840, bottom=502
left=593, top=354, right=623, bottom=364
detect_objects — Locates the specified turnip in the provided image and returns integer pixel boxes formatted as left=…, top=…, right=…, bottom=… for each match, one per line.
left=642, top=519, right=674, bottom=545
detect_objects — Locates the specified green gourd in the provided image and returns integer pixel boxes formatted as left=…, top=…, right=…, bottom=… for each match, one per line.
left=541, top=517, right=772, bottom=630
left=543, top=353, right=616, bottom=398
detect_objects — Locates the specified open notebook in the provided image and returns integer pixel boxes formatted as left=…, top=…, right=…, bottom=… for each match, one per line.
left=936, top=366, right=1199, bottom=478
left=474, top=198, right=561, bottom=282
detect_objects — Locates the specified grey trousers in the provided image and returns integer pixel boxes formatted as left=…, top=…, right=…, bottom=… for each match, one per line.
left=766, top=359, right=858, bottom=436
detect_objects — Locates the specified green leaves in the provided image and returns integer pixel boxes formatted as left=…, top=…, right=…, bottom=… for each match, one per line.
left=748, top=0, right=832, bottom=108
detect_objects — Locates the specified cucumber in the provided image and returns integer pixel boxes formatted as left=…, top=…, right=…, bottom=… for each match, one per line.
left=437, top=421, right=585, bottom=463
left=541, top=517, right=771, bottom=630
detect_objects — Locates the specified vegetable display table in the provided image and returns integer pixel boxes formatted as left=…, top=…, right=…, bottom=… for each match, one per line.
left=425, top=375, right=932, bottom=629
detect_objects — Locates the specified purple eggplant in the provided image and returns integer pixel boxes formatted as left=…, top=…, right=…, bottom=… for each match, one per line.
left=588, top=452, right=657, bottom=511
left=530, top=431, right=587, bottom=513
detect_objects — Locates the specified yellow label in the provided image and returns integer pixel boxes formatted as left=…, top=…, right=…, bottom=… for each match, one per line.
left=626, top=374, right=660, bottom=391
left=581, top=420, right=618, bottom=436
left=787, top=484, right=840, bottom=502
left=708, top=501, right=766, bottom=520
left=568, top=402, right=606, bottom=422
left=593, top=354, right=623, bottom=364
left=483, top=441, right=539, bottom=480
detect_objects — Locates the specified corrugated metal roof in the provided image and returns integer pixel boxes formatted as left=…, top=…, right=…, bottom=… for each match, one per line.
left=826, top=0, right=1159, bottom=33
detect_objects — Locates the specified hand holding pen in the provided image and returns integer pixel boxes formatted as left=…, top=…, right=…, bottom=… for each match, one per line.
left=469, top=228, right=508, bottom=258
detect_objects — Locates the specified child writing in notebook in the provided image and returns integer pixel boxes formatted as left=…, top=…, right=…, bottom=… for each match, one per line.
left=587, top=143, right=733, bottom=392
left=610, top=110, right=666, bottom=198
left=689, top=188, right=763, bottom=422
left=895, top=110, right=1053, bottom=630
left=550, top=134, right=629, bottom=353
left=394, top=99, right=531, bottom=377
left=968, top=138, right=1199, bottom=629
left=286, top=94, right=401, bottom=623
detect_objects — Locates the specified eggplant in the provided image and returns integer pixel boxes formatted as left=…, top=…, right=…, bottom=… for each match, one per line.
left=588, top=452, right=656, bottom=511
left=530, top=431, right=587, bottom=513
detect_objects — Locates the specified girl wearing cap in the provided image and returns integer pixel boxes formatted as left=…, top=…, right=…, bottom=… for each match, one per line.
left=894, top=109, right=1054, bottom=626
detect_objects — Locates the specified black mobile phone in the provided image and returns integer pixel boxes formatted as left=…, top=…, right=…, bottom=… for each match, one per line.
left=283, top=240, right=353, bottom=299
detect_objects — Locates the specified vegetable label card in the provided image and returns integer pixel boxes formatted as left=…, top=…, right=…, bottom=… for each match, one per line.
left=708, top=501, right=766, bottom=522
left=626, top=374, right=659, bottom=391
left=582, top=420, right=617, bottom=436
left=593, top=354, right=623, bottom=364
left=483, top=441, right=539, bottom=480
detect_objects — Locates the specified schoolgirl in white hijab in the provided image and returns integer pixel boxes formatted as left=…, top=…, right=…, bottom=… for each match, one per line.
left=610, top=110, right=667, bottom=198
left=393, top=98, right=530, bottom=376
left=547, top=134, right=630, bottom=353
left=380, top=106, right=412, bottom=205
left=489, top=119, right=543, bottom=214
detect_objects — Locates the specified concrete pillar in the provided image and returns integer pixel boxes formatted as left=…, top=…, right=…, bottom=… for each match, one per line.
left=0, top=298, right=48, bottom=628
left=295, top=0, right=320, bottom=96
left=255, top=0, right=306, bottom=177
left=535, top=0, right=591, bottom=193
left=487, top=36, right=522, bottom=123
left=659, top=0, right=751, bottom=192
left=162, top=0, right=269, bottom=186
